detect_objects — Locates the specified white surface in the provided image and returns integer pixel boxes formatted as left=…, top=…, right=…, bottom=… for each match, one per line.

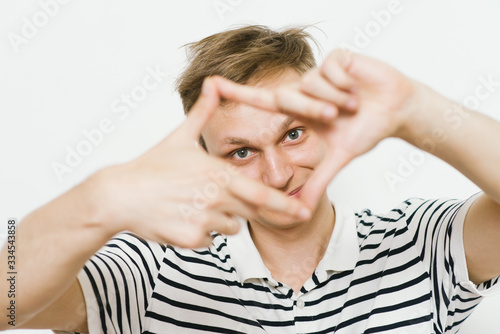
left=1, top=0, right=499, bottom=332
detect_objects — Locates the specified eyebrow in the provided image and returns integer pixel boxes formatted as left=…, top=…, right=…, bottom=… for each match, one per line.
left=223, top=117, right=295, bottom=146
left=279, top=117, right=295, bottom=133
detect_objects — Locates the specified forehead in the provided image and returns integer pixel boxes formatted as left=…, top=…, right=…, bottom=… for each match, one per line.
left=202, top=70, right=301, bottom=152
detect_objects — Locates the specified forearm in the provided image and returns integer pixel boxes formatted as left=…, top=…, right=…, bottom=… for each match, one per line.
left=0, top=172, right=115, bottom=325
left=398, top=82, right=500, bottom=203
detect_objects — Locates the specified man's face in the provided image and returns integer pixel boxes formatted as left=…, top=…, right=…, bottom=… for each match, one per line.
left=202, top=70, right=327, bottom=228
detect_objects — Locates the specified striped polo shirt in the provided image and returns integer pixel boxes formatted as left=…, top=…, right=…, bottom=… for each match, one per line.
left=77, top=193, right=499, bottom=333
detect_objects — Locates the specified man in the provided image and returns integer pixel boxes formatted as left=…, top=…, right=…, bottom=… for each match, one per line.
left=3, top=25, right=500, bottom=333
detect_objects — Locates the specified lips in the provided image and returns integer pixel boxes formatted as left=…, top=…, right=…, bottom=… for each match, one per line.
left=288, top=186, right=302, bottom=198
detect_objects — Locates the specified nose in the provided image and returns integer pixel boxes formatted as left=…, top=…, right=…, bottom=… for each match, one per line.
left=261, top=149, right=294, bottom=190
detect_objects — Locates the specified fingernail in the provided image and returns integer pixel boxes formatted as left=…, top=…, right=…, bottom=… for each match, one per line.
left=322, top=105, right=336, bottom=120
left=298, top=207, right=311, bottom=220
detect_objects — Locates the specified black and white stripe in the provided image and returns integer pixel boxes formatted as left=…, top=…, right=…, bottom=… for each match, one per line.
left=78, top=194, right=499, bottom=333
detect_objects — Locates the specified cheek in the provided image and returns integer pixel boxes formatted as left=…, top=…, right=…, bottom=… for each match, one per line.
left=287, top=136, right=326, bottom=169
left=232, top=162, right=262, bottom=181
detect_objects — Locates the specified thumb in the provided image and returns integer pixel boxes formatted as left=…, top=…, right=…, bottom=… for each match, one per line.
left=300, top=149, right=352, bottom=210
left=182, top=77, right=220, bottom=139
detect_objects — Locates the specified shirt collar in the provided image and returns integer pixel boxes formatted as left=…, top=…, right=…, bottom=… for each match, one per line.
left=226, top=201, right=360, bottom=284
left=317, top=202, right=360, bottom=273
left=226, top=217, right=272, bottom=283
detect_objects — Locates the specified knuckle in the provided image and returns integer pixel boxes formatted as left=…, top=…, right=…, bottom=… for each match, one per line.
left=321, top=57, right=334, bottom=73
left=306, top=100, right=323, bottom=115
left=254, top=91, right=268, bottom=106
left=184, top=233, right=204, bottom=248
left=152, top=229, right=173, bottom=245
left=181, top=228, right=209, bottom=248
left=325, top=51, right=336, bottom=63
left=338, top=92, right=351, bottom=105
left=326, top=51, right=344, bottom=68
left=300, top=72, right=316, bottom=92
left=196, top=211, right=212, bottom=227
left=274, top=87, right=289, bottom=106
left=207, top=196, right=224, bottom=210
left=236, top=205, right=257, bottom=220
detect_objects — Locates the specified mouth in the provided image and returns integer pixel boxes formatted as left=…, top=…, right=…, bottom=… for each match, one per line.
left=288, top=185, right=303, bottom=198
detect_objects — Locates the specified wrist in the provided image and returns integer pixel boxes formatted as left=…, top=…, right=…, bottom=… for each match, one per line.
left=393, top=80, right=441, bottom=144
left=77, top=167, right=122, bottom=239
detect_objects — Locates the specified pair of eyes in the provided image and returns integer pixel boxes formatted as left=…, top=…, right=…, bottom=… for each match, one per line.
left=231, top=128, right=304, bottom=160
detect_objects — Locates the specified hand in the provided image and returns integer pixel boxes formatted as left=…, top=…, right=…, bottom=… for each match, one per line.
left=89, top=78, right=310, bottom=248
left=214, top=50, right=417, bottom=209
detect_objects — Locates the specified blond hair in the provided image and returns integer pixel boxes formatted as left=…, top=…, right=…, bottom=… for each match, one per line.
left=176, top=25, right=317, bottom=114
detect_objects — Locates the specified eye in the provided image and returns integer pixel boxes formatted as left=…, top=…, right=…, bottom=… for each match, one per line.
left=232, top=148, right=250, bottom=159
left=284, top=128, right=304, bottom=142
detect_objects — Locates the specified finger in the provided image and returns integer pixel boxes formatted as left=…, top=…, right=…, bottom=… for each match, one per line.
left=211, top=213, right=241, bottom=236
left=179, top=230, right=214, bottom=249
left=275, top=86, right=339, bottom=122
left=171, top=212, right=233, bottom=248
left=227, top=174, right=311, bottom=220
left=146, top=218, right=214, bottom=248
left=300, top=69, right=358, bottom=111
left=321, top=50, right=357, bottom=90
left=182, top=77, right=221, bottom=138
left=192, top=211, right=241, bottom=236
left=217, top=198, right=258, bottom=221
left=213, top=76, right=278, bottom=112
left=215, top=76, right=338, bottom=123
left=300, top=149, right=353, bottom=210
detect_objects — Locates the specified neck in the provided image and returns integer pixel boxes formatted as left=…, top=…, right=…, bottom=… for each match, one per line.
left=248, top=194, right=335, bottom=293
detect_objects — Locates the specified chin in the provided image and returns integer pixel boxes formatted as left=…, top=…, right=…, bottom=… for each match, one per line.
left=253, top=209, right=307, bottom=229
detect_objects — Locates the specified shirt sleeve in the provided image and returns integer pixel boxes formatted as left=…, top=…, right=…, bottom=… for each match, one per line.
left=77, top=232, right=166, bottom=334
left=405, top=193, right=500, bottom=333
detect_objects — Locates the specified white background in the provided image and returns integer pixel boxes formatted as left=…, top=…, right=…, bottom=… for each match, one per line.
left=1, top=0, right=500, bottom=332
